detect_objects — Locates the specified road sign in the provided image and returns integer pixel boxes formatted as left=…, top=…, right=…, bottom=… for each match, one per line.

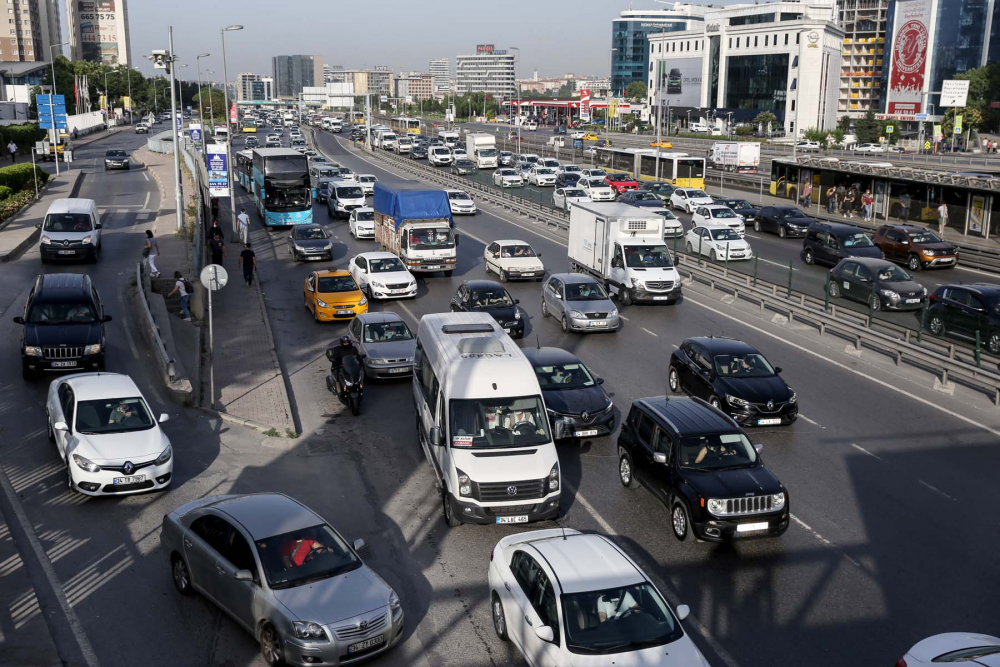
left=885, top=125, right=894, bottom=134
left=35, top=94, right=65, bottom=106
left=38, top=103, right=67, bottom=115
left=200, top=264, right=228, bottom=290
left=940, top=80, right=970, bottom=108
left=924, top=140, right=931, bottom=150
left=825, top=134, right=834, bottom=143
left=39, top=117, right=68, bottom=130
left=953, top=114, right=963, bottom=134
left=914, top=113, right=929, bottom=121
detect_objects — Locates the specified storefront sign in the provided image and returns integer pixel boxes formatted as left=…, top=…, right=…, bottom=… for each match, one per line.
left=706, top=23, right=720, bottom=33
left=206, top=144, right=229, bottom=198
left=579, top=89, right=591, bottom=122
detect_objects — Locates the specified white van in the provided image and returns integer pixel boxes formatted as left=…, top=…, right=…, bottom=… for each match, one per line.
left=689, top=122, right=709, bottom=133
left=39, top=198, right=102, bottom=263
left=413, top=312, right=561, bottom=527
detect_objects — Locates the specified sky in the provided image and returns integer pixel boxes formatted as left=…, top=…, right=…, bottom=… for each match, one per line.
left=127, top=0, right=638, bottom=82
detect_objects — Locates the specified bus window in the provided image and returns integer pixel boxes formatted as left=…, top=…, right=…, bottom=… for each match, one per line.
left=612, top=152, right=634, bottom=173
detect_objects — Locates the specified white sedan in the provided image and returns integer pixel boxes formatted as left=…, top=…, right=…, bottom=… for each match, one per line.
left=685, top=223, right=753, bottom=261
left=349, top=207, right=376, bottom=239
left=570, top=131, right=585, bottom=139
left=896, top=633, right=1000, bottom=666
left=446, top=189, right=476, bottom=215
left=46, top=373, right=173, bottom=496
left=691, top=205, right=746, bottom=236
left=348, top=251, right=418, bottom=300
left=647, top=207, right=685, bottom=238
left=489, top=529, right=710, bottom=667
left=853, top=143, right=885, bottom=153
left=553, top=187, right=590, bottom=211
left=579, top=177, right=615, bottom=202
left=493, top=168, right=524, bottom=188
left=670, top=188, right=714, bottom=213
left=484, top=240, right=545, bottom=282
left=527, top=167, right=557, bottom=186
left=556, top=163, right=582, bottom=175
left=357, top=174, right=378, bottom=195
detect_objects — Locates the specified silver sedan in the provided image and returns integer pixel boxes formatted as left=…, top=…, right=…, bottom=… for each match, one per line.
left=162, top=493, right=404, bottom=666
left=540, top=273, right=620, bottom=333
left=346, top=312, right=416, bottom=379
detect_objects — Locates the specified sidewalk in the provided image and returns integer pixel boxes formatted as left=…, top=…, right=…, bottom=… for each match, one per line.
left=0, top=171, right=83, bottom=262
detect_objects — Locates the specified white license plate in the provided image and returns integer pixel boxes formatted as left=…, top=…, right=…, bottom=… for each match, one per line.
left=348, top=635, right=385, bottom=654
left=113, top=475, right=145, bottom=485
left=425, top=265, right=442, bottom=270
left=496, top=515, right=529, bottom=524
left=575, top=429, right=600, bottom=437
left=504, top=328, right=511, bottom=334
left=905, top=298, right=920, bottom=303
left=388, top=366, right=410, bottom=374
left=51, top=361, right=77, bottom=368
left=757, top=418, right=782, bottom=426
left=736, top=522, right=769, bottom=533
left=587, top=321, right=607, bottom=327
left=336, top=309, right=354, bottom=315
left=653, top=296, right=670, bottom=301
left=57, top=250, right=76, bottom=255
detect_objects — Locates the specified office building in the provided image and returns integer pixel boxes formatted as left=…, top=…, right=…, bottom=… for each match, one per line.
left=303, top=82, right=354, bottom=109
left=272, top=54, right=325, bottom=98
left=67, top=0, right=131, bottom=65
left=429, top=58, right=449, bottom=98
left=838, top=0, right=889, bottom=117
left=647, top=1, right=843, bottom=135
left=394, top=72, right=434, bottom=101
left=611, top=4, right=709, bottom=94
left=237, top=72, right=262, bottom=102
left=990, top=3, right=1000, bottom=64
left=456, top=45, right=515, bottom=97
left=249, top=77, right=273, bottom=102
left=337, top=68, right=391, bottom=97
left=0, top=0, right=55, bottom=63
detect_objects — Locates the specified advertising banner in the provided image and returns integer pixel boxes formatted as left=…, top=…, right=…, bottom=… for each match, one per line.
left=655, top=58, right=702, bottom=108
left=206, top=144, right=229, bottom=198
left=189, top=123, right=202, bottom=144
left=887, top=0, right=932, bottom=115
left=77, top=1, right=121, bottom=65
left=969, top=195, right=985, bottom=234
left=953, top=114, right=963, bottom=134
left=229, top=103, right=237, bottom=124
left=579, top=89, right=591, bottom=122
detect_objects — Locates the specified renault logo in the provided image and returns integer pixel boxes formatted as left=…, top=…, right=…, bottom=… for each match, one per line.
left=507, top=485, right=517, bottom=496
left=766, top=400, right=774, bottom=410
left=581, top=412, right=590, bottom=422
left=123, top=461, right=134, bottom=475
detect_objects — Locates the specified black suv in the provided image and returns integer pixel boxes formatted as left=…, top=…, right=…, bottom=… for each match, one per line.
left=801, top=221, right=884, bottom=267
left=617, top=396, right=789, bottom=543
left=13, top=274, right=111, bottom=380
left=926, top=283, right=1000, bottom=355
left=450, top=280, right=524, bottom=339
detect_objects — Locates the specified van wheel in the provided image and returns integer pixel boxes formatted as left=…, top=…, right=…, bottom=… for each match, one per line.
left=444, top=270, right=454, bottom=278
left=620, top=287, right=632, bottom=306
left=803, top=249, right=814, bottom=265
left=442, top=492, right=461, bottom=527
left=828, top=282, right=840, bottom=298
left=671, top=502, right=690, bottom=542
left=618, top=449, right=638, bottom=489
left=907, top=254, right=922, bottom=271
left=928, top=314, right=944, bottom=336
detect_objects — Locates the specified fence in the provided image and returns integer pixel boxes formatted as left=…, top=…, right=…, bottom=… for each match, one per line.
left=66, top=111, right=104, bottom=136
left=147, top=130, right=175, bottom=155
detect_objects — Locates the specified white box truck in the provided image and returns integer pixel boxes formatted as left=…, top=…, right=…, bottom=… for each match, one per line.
left=711, top=142, right=761, bottom=173
left=439, top=130, right=460, bottom=147
left=466, top=133, right=498, bottom=168
left=568, top=202, right=683, bottom=305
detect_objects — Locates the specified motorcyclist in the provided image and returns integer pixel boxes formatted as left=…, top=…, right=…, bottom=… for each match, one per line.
left=328, top=335, right=361, bottom=392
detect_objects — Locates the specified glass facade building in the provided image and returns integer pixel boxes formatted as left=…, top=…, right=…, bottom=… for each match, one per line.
left=611, top=9, right=706, bottom=94
left=725, top=54, right=790, bottom=114
left=928, top=0, right=991, bottom=94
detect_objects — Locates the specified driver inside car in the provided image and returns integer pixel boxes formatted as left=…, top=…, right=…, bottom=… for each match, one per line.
left=280, top=537, right=325, bottom=568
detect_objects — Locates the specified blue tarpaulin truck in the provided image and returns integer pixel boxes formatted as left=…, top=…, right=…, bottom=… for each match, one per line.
left=373, top=183, right=458, bottom=276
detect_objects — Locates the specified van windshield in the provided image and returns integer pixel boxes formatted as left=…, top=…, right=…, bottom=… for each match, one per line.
left=449, top=396, right=550, bottom=448
left=44, top=213, right=93, bottom=232
left=843, top=232, right=875, bottom=248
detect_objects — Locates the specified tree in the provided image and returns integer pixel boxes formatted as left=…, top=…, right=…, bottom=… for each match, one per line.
left=854, top=108, right=882, bottom=144
left=556, top=82, right=576, bottom=98
left=837, top=115, right=852, bottom=132
left=941, top=106, right=984, bottom=138
left=625, top=81, right=647, bottom=104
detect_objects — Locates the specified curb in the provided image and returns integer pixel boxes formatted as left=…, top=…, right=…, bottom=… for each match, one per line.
left=195, top=406, right=289, bottom=436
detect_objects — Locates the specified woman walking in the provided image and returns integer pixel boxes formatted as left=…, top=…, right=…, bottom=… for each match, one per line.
left=144, top=229, right=160, bottom=278
left=861, top=190, right=873, bottom=221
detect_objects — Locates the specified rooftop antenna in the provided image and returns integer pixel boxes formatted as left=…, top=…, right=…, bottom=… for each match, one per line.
left=535, top=334, right=541, bottom=350
left=561, top=525, right=567, bottom=540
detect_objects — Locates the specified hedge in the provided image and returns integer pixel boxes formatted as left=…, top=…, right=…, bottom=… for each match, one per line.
left=0, top=185, right=12, bottom=201
left=0, top=124, right=46, bottom=155
left=0, top=163, right=47, bottom=191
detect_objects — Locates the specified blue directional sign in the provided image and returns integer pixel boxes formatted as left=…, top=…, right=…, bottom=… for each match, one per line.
left=39, top=117, right=68, bottom=130
left=36, top=94, right=66, bottom=106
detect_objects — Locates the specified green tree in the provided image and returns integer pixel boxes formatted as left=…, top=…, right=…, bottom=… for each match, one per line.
left=941, top=106, right=984, bottom=138
left=625, top=81, right=647, bottom=104
left=557, top=82, right=576, bottom=98
left=837, top=115, right=852, bottom=132
left=854, top=108, right=882, bottom=144
left=753, top=111, right=778, bottom=132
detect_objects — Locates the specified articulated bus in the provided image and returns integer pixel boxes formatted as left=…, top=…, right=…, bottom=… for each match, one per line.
left=594, top=147, right=705, bottom=189
left=235, top=150, right=254, bottom=191
left=251, top=148, right=313, bottom=227
left=389, top=116, right=421, bottom=135
left=240, top=118, right=257, bottom=133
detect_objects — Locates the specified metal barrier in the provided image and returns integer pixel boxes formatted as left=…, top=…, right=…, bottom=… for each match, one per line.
left=134, top=261, right=175, bottom=380
left=147, top=130, right=175, bottom=155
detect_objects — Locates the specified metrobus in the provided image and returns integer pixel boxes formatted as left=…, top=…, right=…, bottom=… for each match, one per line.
left=235, top=150, right=254, bottom=191
left=594, top=147, right=706, bottom=189
left=240, top=118, right=257, bottom=133
left=769, top=156, right=999, bottom=239
left=389, top=116, right=421, bottom=135
left=251, top=148, right=313, bottom=227
left=349, top=111, right=364, bottom=124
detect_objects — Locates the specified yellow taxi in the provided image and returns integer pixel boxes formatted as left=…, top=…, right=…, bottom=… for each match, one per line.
left=649, top=140, right=674, bottom=148
left=582, top=132, right=600, bottom=141
left=303, top=270, right=368, bottom=322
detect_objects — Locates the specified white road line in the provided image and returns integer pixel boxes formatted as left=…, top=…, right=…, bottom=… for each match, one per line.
left=850, top=443, right=883, bottom=461
left=798, top=414, right=825, bottom=428
left=143, top=192, right=150, bottom=209
left=790, top=514, right=835, bottom=548
left=619, top=315, right=629, bottom=321
left=918, top=479, right=958, bottom=502
left=141, top=172, right=150, bottom=181
left=758, top=257, right=799, bottom=271
left=954, top=265, right=1000, bottom=278
left=641, top=327, right=658, bottom=337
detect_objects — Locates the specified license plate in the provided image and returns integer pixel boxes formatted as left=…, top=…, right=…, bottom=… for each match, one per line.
left=504, top=328, right=511, bottom=334
left=906, top=298, right=920, bottom=303
left=348, top=635, right=385, bottom=654
left=425, top=265, right=442, bottom=270
left=51, top=361, right=77, bottom=368
left=496, top=515, right=529, bottom=524
left=388, top=366, right=410, bottom=374
left=113, top=475, right=145, bottom=485
left=588, top=321, right=607, bottom=327
left=57, top=250, right=76, bottom=255
left=757, top=418, right=782, bottom=426
left=336, top=309, right=354, bottom=315
left=736, top=522, right=769, bottom=533
left=575, top=429, right=600, bottom=437
left=390, top=289, right=407, bottom=294
left=653, top=296, right=670, bottom=301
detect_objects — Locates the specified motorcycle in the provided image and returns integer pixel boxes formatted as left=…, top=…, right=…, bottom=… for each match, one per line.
left=325, top=350, right=364, bottom=416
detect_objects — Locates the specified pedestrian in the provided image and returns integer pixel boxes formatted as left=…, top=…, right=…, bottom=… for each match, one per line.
left=238, top=242, right=257, bottom=287
left=899, top=192, right=911, bottom=222
left=835, top=184, right=846, bottom=214
left=168, top=271, right=192, bottom=322
left=937, top=201, right=949, bottom=234
left=844, top=188, right=856, bottom=217
left=237, top=208, right=250, bottom=245
left=206, top=218, right=225, bottom=242
left=7, top=140, right=16, bottom=163
left=210, top=197, right=220, bottom=221
left=209, top=230, right=226, bottom=266
left=862, top=189, right=873, bottom=221
left=801, top=180, right=813, bottom=208
left=143, top=230, right=160, bottom=278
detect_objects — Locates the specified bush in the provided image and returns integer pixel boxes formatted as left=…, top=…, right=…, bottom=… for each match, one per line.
left=735, top=125, right=756, bottom=137
left=0, top=123, right=46, bottom=155
left=0, top=188, right=36, bottom=223
left=0, top=185, right=12, bottom=201
left=0, top=163, right=47, bottom=191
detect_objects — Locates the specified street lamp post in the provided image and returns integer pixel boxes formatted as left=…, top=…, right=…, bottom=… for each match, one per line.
left=48, top=42, right=68, bottom=176
left=221, top=25, right=243, bottom=240
left=167, top=29, right=184, bottom=231
left=205, top=71, right=216, bottom=123
left=509, top=47, right=520, bottom=147
left=196, top=54, right=210, bottom=153
left=606, top=48, right=617, bottom=147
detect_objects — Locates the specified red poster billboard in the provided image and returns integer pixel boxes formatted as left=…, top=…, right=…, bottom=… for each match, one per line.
left=579, top=89, right=591, bottom=122
left=887, top=0, right=931, bottom=115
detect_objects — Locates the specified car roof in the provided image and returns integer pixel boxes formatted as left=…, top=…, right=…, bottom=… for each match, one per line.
left=35, top=272, right=92, bottom=299
left=549, top=272, right=600, bottom=285
left=957, top=283, right=1000, bottom=296
left=65, top=372, right=141, bottom=400
left=841, top=257, right=898, bottom=270
left=639, top=395, right=739, bottom=435
left=464, top=279, right=507, bottom=291
left=883, top=224, right=930, bottom=233
left=211, top=493, right=322, bottom=540
left=356, top=251, right=399, bottom=261
left=529, top=533, right=644, bottom=594
left=315, top=269, right=352, bottom=278
left=697, top=221, right=738, bottom=230
left=811, top=220, right=865, bottom=233
left=493, top=239, right=529, bottom=245
left=293, top=223, right=324, bottom=231
left=685, top=336, right=758, bottom=355
left=356, top=311, right=405, bottom=324
left=523, top=346, right=584, bottom=367
left=702, top=204, right=732, bottom=210
left=45, top=198, right=96, bottom=214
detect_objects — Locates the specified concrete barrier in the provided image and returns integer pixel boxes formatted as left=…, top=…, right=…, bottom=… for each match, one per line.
left=147, top=130, right=175, bottom=155
left=132, top=261, right=193, bottom=404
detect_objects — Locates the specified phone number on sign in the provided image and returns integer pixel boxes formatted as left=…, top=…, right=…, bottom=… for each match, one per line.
left=79, top=13, right=115, bottom=20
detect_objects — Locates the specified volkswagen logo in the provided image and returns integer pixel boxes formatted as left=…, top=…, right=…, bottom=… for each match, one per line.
left=581, top=412, right=590, bottom=422
left=123, top=461, right=134, bottom=475
left=507, top=485, right=518, bottom=496
left=766, top=400, right=774, bottom=410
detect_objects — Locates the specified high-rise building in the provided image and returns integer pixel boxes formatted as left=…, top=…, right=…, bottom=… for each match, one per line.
left=990, top=3, right=1000, bottom=64
left=0, top=0, right=61, bottom=64
left=338, top=68, right=391, bottom=97
left=611, top=5, right=708, bottom=94
left=838, top=0, right=889, bottom=118
left=456, top=45, right=515, bottom=97
left=272, top=54, right=325, bottom=98
left=237, top=72, right=261, bottom=102
left=429, top=58, right=450, bottom=98
left=67, top=0, right=131, bottom=65
left=251, top=77, right=274, bottom=102
left=394, top=72, right=434, bottom=101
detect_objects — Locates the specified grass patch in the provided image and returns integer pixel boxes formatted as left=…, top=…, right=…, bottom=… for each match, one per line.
left=285, top=429, right=298, bottom=439
left=262, top=427, right=280, bottom=437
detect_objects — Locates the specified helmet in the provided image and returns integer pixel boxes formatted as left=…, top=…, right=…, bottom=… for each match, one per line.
left=340, top=335, right=351, bottom=347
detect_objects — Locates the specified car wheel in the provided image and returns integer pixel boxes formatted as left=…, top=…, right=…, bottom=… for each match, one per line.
left=618, top=449, right=638, bottom=489
left=778, top=226, right=787, bottom=239
left=828, top=281, right=840, bottom=299
left=491, top=592, right=509, bottom=641
left=22, top=363, right=34, bottom=381
left=987, top=331, right=1000, bottom=355
left=710, top=249, right=718, bottom=262
left=326, top=206, right=333, bottom=218
left=671, top=502, right=690, bottom=542
left=870, top=294, right=881, bottom=312
left=313, top=304, right=320, bottom=323
left=366, top=285, right=375, bottom=302
left=540, top=300, right=549, bottom=317
left=259, top=623, right=285, bottom=667
left=171, top=555, right=194, bottom=596
left=443, top=492, right=461, bottom=527
left=561, top=315, right=570, bottom=333
left=928, top=314, right=945, bottom=336
left=499, top=269, right=508, bottom=283
left=303, top=294, right=309, bottom=310
left=686, top=242, right=693, bottom=254
left=803, top=249, right=814, bottom=265
left=668, top=366, right=681, bottom=393
left=65, top=461, right=77, bottom=494
left=754, top=220, right=761, bottom=232
left=907, top=254, right=921, bottom=271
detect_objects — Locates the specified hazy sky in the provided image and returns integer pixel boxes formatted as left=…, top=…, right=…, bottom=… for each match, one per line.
left=128, top=0, right=640, bottom=82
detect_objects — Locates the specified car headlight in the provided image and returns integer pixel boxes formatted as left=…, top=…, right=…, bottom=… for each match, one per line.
left=568, top=310, right=584, bottom=318
left=82, top=236, right=92, bottom=245
left=923, top=249, right=935, bottom=256
left=707, top=498, right=727, bottom=515
left=549, top=462, right=560, bottom=491
left=368, top=357, right=389, bottom=366
left=370, top=281, right=384, bottom=289
left=879, top=289, right=899, bottom=300
left=631, top=277, right=644, bottom=289
left=359, top=296, right=368, bottom=306
left=726, top=394, right=749, bottom=408
left=72, top=453, right=101, bottom=473
left=294, top=244, right=305, bottom=251
left=24, top=345, right=43, bottom=357
left=456, top=468, right=472, bottom=497
left=41, top=235, right=51, bottom=245
left=922, top=286, right=927, bottom=296
left=291, top=621, right=327, bottom=641
left=154, top=445, right=172, bottom=465
left=771, top=492, right=786, bottom=510
left=316, top=298, right=329, bottom=308
left=83, top=343, right=102, bottom=355
left=609, top=308, right=619, bottom=318
left=389, top=590, right=401, bottom=614
left=514, top=309, right=521, bottom=320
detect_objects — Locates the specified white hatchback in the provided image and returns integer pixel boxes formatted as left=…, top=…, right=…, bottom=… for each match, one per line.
left=348, top=251, right=417, bottom=300
left=686, top=223, right=753, bottom=261
left=691, top=205, right=746, bottom=236
left=446, top=189, right=476, bottom=215
left=357, top=174, right=378, bottom=195
left=552, top=187, right=590, bottom=211
left=579, top=177, right=615, bottom=202
left=46, top=373, right=173, bottom=496
left=670, top=188, right=714, bottom=214
left=489, top=529, right=710, bottom=667
left=349, top=207, right=376, bottom=238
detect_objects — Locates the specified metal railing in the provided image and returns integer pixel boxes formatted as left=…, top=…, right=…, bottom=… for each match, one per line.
left=134, top=261, right=176, bottom=381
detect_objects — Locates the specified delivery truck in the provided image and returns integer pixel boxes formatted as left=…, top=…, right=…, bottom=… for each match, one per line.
left=568, top=202, right=682, bottom=306
left=466, top=133, right=498, bottom=168
left=710, top=141, right=760, bottom=173
left=373, top=183, right=458, bottom=276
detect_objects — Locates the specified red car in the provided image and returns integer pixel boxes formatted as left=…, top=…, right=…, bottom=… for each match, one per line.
left=605, top=173, right=640, bottom=195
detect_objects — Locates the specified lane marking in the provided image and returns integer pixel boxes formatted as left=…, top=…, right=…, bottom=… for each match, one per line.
left=143, top=192, right=150, bottom=209
left=619, top=315, right=629, bottom=321
left=798, top=414, right=825, bottom=428
left=641, top=327, right=658, bottom=337
left=918, top=479, right=958, bottom=502
left=759, top=257, right=799, bottom=270
left=142, top=172, right=149, bottom=181
left=850, top=443, right=883, bottom=461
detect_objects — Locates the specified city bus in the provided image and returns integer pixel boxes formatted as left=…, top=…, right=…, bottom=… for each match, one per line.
left=240, top=118, right=257, bottom=133
left=769, top=156, right=999, bottom=239
left=251, top=148, right=313, bottom=227
left=390, top=116, right=421, bottom=136
left=235, top=150, right=254, bottom=191
left=349, top=111, right=364, bottom=124
left=595, top=147, right=705, bottom=189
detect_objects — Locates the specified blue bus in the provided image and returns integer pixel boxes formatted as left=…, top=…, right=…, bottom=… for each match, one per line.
left=251, top=148, right=313, bottom=226
left=235, top=150, right=253, bottom=191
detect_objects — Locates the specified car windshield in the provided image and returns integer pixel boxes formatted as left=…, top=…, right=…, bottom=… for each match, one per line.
left=43, top=213, right=93, bottom=232
left=449, top=396, right=550, bottom=448
left=623, top=245, right=674, bottom=268
left=607, top=174, right=631, bottom=182
left=726, top=200, right=753, bottom=210
left=711, top=209, right=737, bottom=218
left=713, top=352, right=775, bottom=378
left=368, top=256, right=405, bottom=273
left=652, top=209, right=678, bottom=220
left=470, top=288, right=514, bottom=308
left=778, top=208, right=807, bottom=218
left=534, top=362, right=596, bottom=390
left=710, top=228, right=742, bottom=241
left=562, top=582, right=682, bottom=655
left=28, top=302, right=97, bottom=324
left=633, top=192, right=658, bottom=201
left=336, top=187, right=363, bottom=198
left=316, top=276, right=358, bottom=292
left=408, top=228, right=455, bottom=249
left=876, top=265, right=912, bottom=282
left=843, top=233, right=875, bottom=248
left=588, top=170, right=607, bottom=177
left=565, top=281, right=609, bottom=300
left=564, top=165, right=581, bottom=172
left=679, top=432, right=758, bottom=470
left=501, top=244, right=535, bottom=258
left=106, top=151, right=126, bottom=157
left=255, top=523, right=362, bottom=590
left=687, top=190, right=709, bottom=198
left=295, top=228, right=326, bottom=240
left=75, top=397, right=154, bottom=434
left=587, top=179, right=607, bottom=188
left=354, top=210, right=375, bottom=222
left=360, top=176, right=376, bottom=183
left=565, top=189, right=586, bottom=197
left=364, top=321, right=412, bottom=343
left=536, top=168, right=554, bottom=175
left=908, top=231, right=941, bottom=243
left=456, top=160, right=474, bottom=167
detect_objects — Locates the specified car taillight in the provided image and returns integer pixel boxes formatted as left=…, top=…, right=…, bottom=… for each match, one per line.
left=894, top=659, right=906, bottom=667
left=928, top=294, right=938, bottom=303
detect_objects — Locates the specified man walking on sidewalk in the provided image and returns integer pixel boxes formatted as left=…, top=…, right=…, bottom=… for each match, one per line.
left=209, top=230, right=226, bottom=266
left=237, top=208, right=250, bottom=245
left=7, top=140, right=16, bottom=163
left=937, top=201, right=949, bottom=234
left=238, top=242, right=257, bottom=287
left=168, top=272, right=192, bottom=321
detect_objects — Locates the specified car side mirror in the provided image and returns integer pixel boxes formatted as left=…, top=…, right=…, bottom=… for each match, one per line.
left=754, top=443, right=763, bottom=454
left=653, top=452, right=667, bottom=464
left=12, top=316, right=23, bottom=324
left=536, top=252, right=542, bottom=258
left=773, top=366, right=782, bottom=374
left=234, top=569, right=254, bottom=582
left=159, top=413, right=169, bottom=423
left=534, top=626, right=555, bottom=643
left=675, top=605, right=690, bottom=622
left=53, top=421, right=68, bottom=432
left=95, top=222, right=102, bottom=230
left=352, top=538, right=367, bottom=553
left=514, top=299, right=520, bottom=305
left=102, top=315, right=113, bottom=323
left=595, top=377, right=604, bottom=385
left=428, top=426, right=444, bottom=447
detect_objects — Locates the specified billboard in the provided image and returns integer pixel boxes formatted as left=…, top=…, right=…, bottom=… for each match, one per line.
left=77, top=0, right=122, bottom=65
left=886, top=0, right=932, bottom=115
left=579, top=89, right=591, bottom=122
left=655, top=57, right=702, bottom=108
left=206, top=144, right=229, bottom=198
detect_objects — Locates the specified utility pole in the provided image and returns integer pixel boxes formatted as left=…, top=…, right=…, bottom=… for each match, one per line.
left=196, top=54, right=210, bottom=153
left=220, top=25, right=243, bottom=238
left=166, top=27, right=183, bottom=231
left=606, top=47, right=617, bottom=147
